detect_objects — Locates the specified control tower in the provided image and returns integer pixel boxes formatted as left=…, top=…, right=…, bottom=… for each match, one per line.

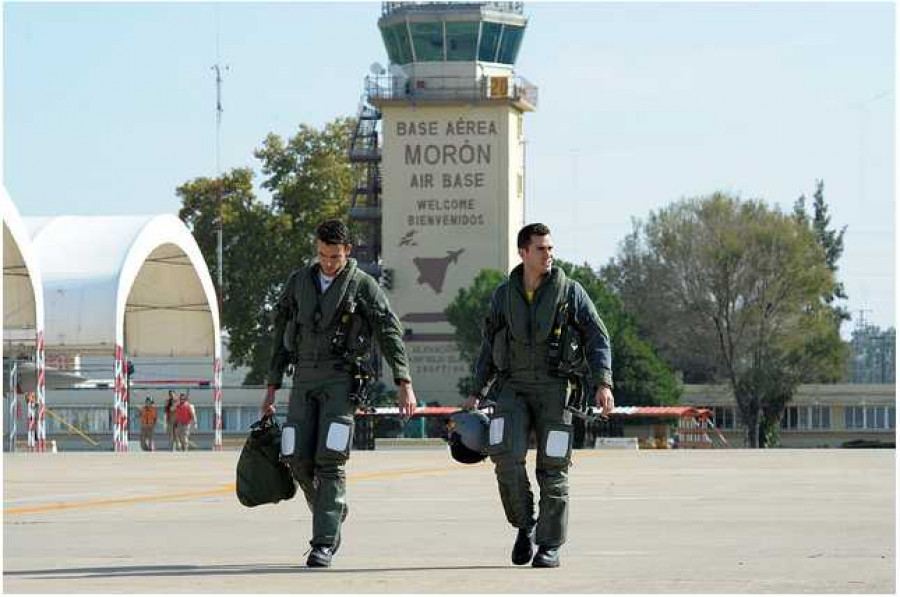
left=361, top=1, right=537, bottom=404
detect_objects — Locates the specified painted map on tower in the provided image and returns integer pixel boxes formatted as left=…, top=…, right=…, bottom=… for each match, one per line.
left=412, top=248, right=465, bottom=294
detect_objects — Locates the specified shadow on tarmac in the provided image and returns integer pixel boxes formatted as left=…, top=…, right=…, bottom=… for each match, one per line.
left=4, top=563, right=511, bottom=579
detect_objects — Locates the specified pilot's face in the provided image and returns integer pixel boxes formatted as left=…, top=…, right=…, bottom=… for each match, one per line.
left=518, top=234, right=554, bottom=274
left=317, top=241, right=352, bottom=277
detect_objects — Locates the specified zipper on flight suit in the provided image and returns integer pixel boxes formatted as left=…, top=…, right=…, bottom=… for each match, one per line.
left=311, top=269, right=325, bottom=369
left=528, top=278, right=548, bottom=381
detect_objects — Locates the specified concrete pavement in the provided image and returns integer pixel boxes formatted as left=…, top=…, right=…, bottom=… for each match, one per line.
left=3, top=448, right=895, bottom=593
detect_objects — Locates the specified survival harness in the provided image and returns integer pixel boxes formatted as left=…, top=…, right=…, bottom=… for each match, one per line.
left=283, top=268, right=375, bottom=408
left=485, top=280, right=599, bottom=422
left=325, top=274, right=375, bottom=408
left=546, top=283, right=600, bottom=422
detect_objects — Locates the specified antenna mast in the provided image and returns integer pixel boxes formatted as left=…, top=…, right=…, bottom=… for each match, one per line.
left=211, top=8, right=229, bottom=317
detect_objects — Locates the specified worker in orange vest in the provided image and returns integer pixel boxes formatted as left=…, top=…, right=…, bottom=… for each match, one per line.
left=139, top=396, right=158, bottom=451
left=173, top=393, right=197, bottom=451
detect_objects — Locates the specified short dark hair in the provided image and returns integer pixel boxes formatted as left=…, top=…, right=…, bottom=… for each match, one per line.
left=316, top=220, right=351, bottom=246
left=517, top=223, right=551, bottom=249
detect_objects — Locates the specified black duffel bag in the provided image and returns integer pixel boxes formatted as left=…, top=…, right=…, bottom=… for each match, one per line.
left=235, top=417, right=297, bottom=507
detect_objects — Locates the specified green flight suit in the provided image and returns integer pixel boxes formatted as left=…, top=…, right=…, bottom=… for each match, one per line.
left=475, top=265, right=613, bottom=548
left=267, top=258, right=411, bottom=548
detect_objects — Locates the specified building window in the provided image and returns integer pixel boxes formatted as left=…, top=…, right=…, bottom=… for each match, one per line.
left=445, top=21, right=478, bottom=61
left=382, top=23, right=413, bottom=65
left=196, top=407, right=212, bottom=431
left=861, top=406, right=893, bottom=430
left=497, top=24, right=524, bottom=64
left=381, top=26, right=401, bottom=64
left=843, top=405, right=893, bottom=430
left=844, top=406, right=864, bottom=429
left=810, top=406, right=830, bottom=429
left=478, top=21, right=502, bottom=62
left=782, top=406, right=799, bottom=430
left=782, top=406, right=831, bottom=431
left=44, top=407, right=112, bottom=434
left=714, top=406, right=735, bottom=429
left=234, top=407, right=260, bottom=432
left=866, top=407, right=882, bottom=429
left=409, top=22, right=444, bottom=62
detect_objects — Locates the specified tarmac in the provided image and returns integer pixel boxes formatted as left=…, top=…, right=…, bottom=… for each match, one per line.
left=2, top=448, right=895, bottom=593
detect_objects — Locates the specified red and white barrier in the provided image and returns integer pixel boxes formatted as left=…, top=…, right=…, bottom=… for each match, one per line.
left=113, top=345, right=130, bottom=451
left=213, top=357, right=223, bottom=450
left=35, top=330, right=46, bottom=452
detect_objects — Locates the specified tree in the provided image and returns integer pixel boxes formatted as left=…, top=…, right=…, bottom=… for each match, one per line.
left=604, top=193, right=844, bottom=447
left=444, top=262, right=681, bottom=406
left=562, top=261, right=681, bottom=407
left=603, top=222, right=722, bottom=383
left=177, top=168, right=292, bottom=384
left=444, top=270, right=507, bottom=396
left=254, top=118, right=357, bottom=257
left=792, top=180, right=850, bottom=323
left=177, top=117, right=356, bottom=383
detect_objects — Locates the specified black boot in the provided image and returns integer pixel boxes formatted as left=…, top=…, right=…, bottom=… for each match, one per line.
left=306, top=545, right=335, bottom=568
left=532, top=546, right=560, bottom=568
left=511, top=527, right=535, bottom=566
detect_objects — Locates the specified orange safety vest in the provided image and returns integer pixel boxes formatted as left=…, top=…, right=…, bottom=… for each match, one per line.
left=141, top=406, right=158, bottom=426
left=175, top=401, right=194, bottom=426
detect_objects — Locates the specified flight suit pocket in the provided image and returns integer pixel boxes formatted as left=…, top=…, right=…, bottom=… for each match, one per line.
left=319, top=415, right=354, bottom=464
left=538, top=423, right=573, bottom=469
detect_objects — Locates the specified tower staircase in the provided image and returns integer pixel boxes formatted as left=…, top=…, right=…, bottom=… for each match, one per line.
left=348, top=100, right=383, bottom=278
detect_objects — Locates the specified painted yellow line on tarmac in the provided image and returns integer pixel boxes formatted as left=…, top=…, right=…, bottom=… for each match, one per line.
left=349, top=464, right=473, bottom=482
left=4, top=464, right=476, bottom=516
left=4, top=486, right=235, bottom=516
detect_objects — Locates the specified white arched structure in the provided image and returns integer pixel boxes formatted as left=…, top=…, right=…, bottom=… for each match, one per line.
left=2, top=189, right=47, bottom=451
left=27, top=214, right=222, bottom=451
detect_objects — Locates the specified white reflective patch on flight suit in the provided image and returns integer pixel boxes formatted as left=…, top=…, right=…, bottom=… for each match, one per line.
left=281, top=427, right=296, bottom=456
left=546, top=430, right=570, bottom=458
left=489, top=418, right=505, bottom=445
left=326, top=422, right=351, bottom=452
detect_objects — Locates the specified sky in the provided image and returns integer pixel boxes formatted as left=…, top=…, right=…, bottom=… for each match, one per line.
left=3, top=1, right=895, bottom=334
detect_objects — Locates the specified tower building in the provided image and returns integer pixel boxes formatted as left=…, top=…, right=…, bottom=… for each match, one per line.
left=354, top=1, right=537, bottom=404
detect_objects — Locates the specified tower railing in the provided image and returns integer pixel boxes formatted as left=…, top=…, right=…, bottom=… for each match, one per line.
left=381, top=2, right=524, bottom=17
left=365, top=74, right=538, bottom=108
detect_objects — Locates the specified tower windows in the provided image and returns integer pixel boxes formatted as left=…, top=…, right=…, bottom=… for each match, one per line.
left=384, top=20, right=525, bottom=66
left=446, top=21, right=478, bottom=61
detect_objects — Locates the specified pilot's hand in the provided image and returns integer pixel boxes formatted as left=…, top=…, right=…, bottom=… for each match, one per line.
left=261, top=385, right=277, bottom=419
left=462, top=395, right=480, bottom=410
left=595, top=386, right=614, bottom=419
left=397, top=381, right=417, bottom=418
